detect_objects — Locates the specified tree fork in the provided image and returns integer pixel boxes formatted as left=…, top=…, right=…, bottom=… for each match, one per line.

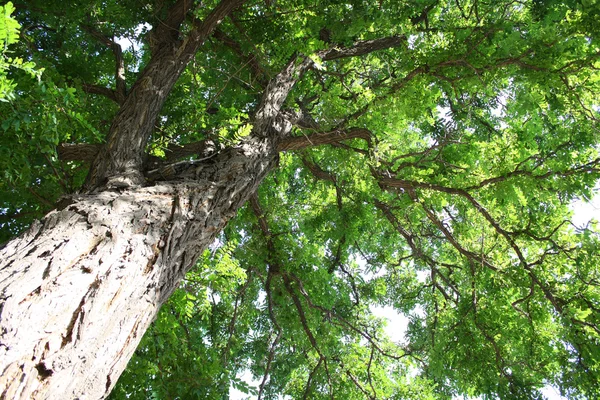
left=84, top=0, right=247, bottom=190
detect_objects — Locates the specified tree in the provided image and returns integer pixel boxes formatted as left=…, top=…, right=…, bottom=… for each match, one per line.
left=1, top=0, right=599, bottom=398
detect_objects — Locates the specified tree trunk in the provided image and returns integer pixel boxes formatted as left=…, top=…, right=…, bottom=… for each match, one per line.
left=0, top=3, right=312, bottom=396
left=84, top=0, right=246, bottom=190
left=0, top=9, right=392, bottom=395
left=0, top=138, right=278, bottom=399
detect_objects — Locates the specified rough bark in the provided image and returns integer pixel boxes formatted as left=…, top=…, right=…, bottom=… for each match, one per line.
left=84, top=0, right=246, bottom=190
left=0, top=16, right=406, bottom=398
left=0, top=136, right=278, bottom=400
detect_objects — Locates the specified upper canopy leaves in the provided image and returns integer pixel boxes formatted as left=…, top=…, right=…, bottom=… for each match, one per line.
left=3, top=0, right=600, bottom=398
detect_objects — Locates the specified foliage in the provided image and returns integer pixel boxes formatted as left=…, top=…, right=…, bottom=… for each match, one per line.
left=5, top=0, right=600, bottom=399
left=0, top=2, right=40, bottom=101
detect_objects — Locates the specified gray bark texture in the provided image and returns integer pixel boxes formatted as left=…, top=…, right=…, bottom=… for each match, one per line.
left=0, top=1, right=257, bottom=397
left=0, top=28, right=298, bottom=398
left=84, top=0, right=246, bottom=190
left=0, top=2, right=398, bottom=395
left=0, top=137, right=278, bottom=399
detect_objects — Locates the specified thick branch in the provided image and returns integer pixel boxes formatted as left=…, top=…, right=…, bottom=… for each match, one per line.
left=319, top=35, right=406, bottom=61
left=57, top=143, right=102, bottom=163
left=58, top=140, right=220, bottom=165
left=271, top=35, right=409, bottom=126
left=301, top=157, right=337, bottom=183
left=59, top=127, right=370, bottom=170
left=252, top=34, right=407, bottom=133
left=80, top=83, right=123, bottom=104
left=253, top=55, right=314, bottom=133
left=150, top=0, right=196, bottom=50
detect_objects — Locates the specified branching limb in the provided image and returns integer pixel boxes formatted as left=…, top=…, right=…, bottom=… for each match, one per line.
left=254, top=34, right=410, bottom=133
left=81, top=24, right=127, bottom=103
left=339, top=359, right=375, bottom=399
left=80, top=83, right=124, bottom=104
left=375, top=175, right=578, bottom=268
left=84, top=0, right=247, bottom=190
left=375, top=199, right=463, bottom=302
left=286, top=273, right=408, bottom=361
left=180, top=0, right=249, bottom=66
left=213, top=28, right=269, bottom=88
left=254, top=55, right=314, bottom=132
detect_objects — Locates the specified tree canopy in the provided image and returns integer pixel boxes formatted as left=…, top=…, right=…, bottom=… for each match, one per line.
left=2, top=0, right=600, bottom=399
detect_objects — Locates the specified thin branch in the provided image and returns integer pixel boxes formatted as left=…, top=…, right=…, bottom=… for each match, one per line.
left=27, top=187, right=54, bottom=208
left=302, top=357, right=323, bottom=400
left=366, top=346, right=377, bottom=398
left=341, top=362, right=374, bottom=399
left=213, top=28, right=269, bottom=87
left=281, top=274, right=327, bottom=359
left=80, top=83, right=123, bottom=104
left=222, top=271, right=253, bottom=367
left=300, top=157, right=348, bottom=274
left=257, top=328, right=281, bottom=400
left=0, top=209, right=44, bottom=223
left=249, top=194, right=334, bottom=394
left=81, top=24, right=127, bottom=103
